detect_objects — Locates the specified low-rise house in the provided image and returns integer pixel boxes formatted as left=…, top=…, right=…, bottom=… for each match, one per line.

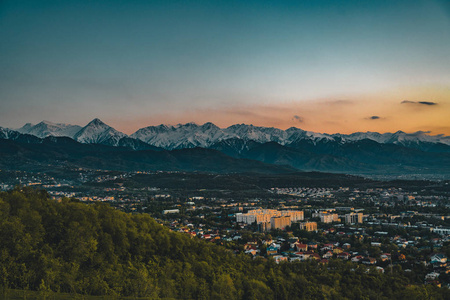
left=425, top=272, right=440, bottom=280
left=431, top=238, right=441, bottom=244
left=293, top=252, right=310, bottom=261
left=244, top=243, right=257, bottom=250
left=290, top=240, right=300, bottom=249
left=321, top=243, right=334, bottom=251
left=333, top=247, right=343, bottom=254
left=262, top=239, right=273, bottom=245
left=380, top=253, right=391, bottom=261
left=307, top=242, right=318, bottom=249
left=337, top=252, right=351, bottom=260
left=267, top=246, right=278, bottom=255
left=310, top=253, right=321, bottom=260
left=296, top=243, right=308, bottom=252
left=294, top=251, right=320, bottom=261
left=362, top=257, right=377, bottom=265
left=431, top=254, right=447, bottom=264
left=245, top=249, right=259, bottom=256
left=323, top=251, right=333, bottom=259
left=351, top=255, right=363, bottom=263
left=273, top=255, right=288, bottom=264
left=288, top=237, right=299, bottom=244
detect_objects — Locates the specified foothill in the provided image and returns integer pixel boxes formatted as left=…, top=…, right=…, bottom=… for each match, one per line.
left=2, top=168, right=449, bottom=288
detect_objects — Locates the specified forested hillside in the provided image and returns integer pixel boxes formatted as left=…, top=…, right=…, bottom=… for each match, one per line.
left=0, top=188, right=449, bottom=299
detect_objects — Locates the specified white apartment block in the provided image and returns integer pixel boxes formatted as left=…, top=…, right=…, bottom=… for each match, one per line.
left=320, top=213, right=339, bottom=223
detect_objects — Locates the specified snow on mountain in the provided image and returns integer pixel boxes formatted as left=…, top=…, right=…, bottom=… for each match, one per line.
left=6, top=120, right=152, bottom=150
left=131, top=122, right=450, bottom=150
left=16, top=121, right=82, bottom=139
left=224, top=124, right=289, bottom=144
left=5, top=120, right=450, bottom=150
left=337, top=131, right=450, bottom=146
left=131, top=122, right=230, bottom=149
left=0, top=126, right=42, bottom=143
left=387, top=131, right=450, bottom=146
left=16, top=123, right=34, bottom=133
left=73, top=118, right=126, bottom=146
left=132, top=123, right=291, bottom=149
left=286, top=127, right=335, bottom=144
left=132, top=123, right=341, bottom=149
left=0, top=126, right=19, bottom=139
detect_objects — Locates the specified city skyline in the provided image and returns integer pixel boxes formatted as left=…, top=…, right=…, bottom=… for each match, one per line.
left=1, top=0, right=449, bottom=135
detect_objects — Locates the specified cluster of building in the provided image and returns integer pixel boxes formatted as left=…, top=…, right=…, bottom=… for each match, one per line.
left=273, top=186, right=450, bottom=210
left=236, top=209, right=304, bottom=230
left=235, top=208, right=365, bottom=232
left=312, top=209, right=364, bottom=224
left=264, top=238, right=386, bottom=267
left=273, top=187, right=333, bottom=198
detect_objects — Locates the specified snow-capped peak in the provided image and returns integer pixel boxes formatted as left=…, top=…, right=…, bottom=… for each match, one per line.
left=15, top=120, right=82, bottom=139
left=88, top=118, right=104, bottom=126
left=73, top=118, right=126, bottom=145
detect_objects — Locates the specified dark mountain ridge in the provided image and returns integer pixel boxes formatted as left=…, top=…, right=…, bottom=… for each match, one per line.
left=3, top=121, right=450, bottom=177
left=0, top=136, right=296, bottom=174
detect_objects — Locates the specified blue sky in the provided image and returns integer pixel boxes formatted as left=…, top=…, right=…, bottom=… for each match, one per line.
left=1, top=0, right=449, bottom=134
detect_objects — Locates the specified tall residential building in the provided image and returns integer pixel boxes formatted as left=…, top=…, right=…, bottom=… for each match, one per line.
left=344, top=212, right=363, bottom=224
left=280, top=210, right=304, bottom=222
left=259, top=221, right=271, bottom=232
left=320, top=213, right=339, bottom=223
left=299, top=222, right=317, bottom=232
left=271, top=216, right=291, bottom=230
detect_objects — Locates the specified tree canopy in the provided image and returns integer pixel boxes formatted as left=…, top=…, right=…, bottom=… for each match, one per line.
left=0, top=187, right=448, bottom=299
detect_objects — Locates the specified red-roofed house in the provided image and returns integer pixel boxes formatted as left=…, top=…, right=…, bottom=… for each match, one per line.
left=337, top=252, right=351, bottom=260
left=296, top=243, right=308, bottom=252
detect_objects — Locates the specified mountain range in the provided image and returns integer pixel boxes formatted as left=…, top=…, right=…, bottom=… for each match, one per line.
left=9, top=119, right=450, bottom=149
left=2, top=119, right=450, bottom=176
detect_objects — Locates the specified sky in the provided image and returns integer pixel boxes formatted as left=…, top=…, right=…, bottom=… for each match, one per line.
left=1, top=0, right=449, bottom=135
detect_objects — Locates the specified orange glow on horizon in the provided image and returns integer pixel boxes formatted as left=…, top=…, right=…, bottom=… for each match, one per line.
left=112, top=85, right=450, bottom=136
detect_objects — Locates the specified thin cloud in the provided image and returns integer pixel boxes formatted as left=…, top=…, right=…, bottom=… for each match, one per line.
left=401, top=100, right=438, bottom=105
left=321, top=100, right=354, bottom=106
left=292, top=115, right=304, bottom=123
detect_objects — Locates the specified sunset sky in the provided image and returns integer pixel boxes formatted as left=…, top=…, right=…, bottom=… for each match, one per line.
left=1, top=0, right=449, bottom=135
